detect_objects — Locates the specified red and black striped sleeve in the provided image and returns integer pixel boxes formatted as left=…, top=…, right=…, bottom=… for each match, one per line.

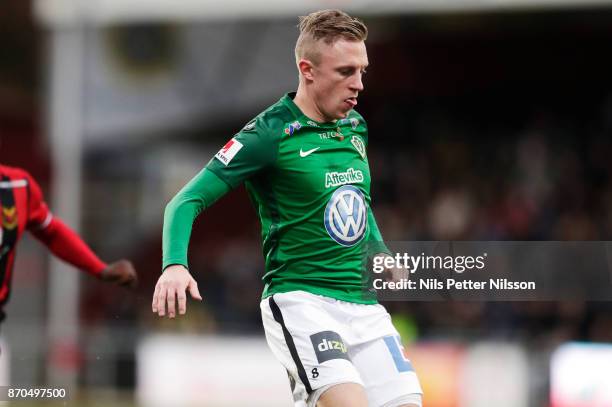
left=26, top=172, right=107, bottom=277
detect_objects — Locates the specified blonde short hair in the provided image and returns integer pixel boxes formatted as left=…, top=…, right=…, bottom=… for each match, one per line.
left=295, top=9, right=368, bottom=65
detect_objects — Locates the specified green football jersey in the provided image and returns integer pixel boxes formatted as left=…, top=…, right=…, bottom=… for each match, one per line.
left=205, top=93, right=386, bottom=304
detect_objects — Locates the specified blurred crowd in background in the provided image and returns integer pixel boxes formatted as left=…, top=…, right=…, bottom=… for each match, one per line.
left=1, top=0, right=612, bottom=399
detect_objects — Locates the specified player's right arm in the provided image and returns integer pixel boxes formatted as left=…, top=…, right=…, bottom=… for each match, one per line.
left=153, top=119, right=276, bottom=318
left=153, top=168, right=230, bottom=318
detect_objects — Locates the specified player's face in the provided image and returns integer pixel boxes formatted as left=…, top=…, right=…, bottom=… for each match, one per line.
left=311, top=39, right=368, bottom=121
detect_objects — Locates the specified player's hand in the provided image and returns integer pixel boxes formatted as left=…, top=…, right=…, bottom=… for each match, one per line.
left=374, top=253, right=408, bottom=285
left=100, top=259, right=138, bottom=288
left=152, top=264, right=202, bottom=318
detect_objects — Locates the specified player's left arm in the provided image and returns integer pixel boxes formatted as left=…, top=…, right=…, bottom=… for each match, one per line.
left=360, top=113, right=391, bottom=258
left=369, top=207, right=406, bottom=283
left=368, top=209, right=390, bottom=255
left=25, top=172, right=137, bottom=287
left=361, top=113, right=402, bottom=281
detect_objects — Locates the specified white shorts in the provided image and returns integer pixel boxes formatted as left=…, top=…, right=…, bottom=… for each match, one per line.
left=260, top=291, right=423, bottom=407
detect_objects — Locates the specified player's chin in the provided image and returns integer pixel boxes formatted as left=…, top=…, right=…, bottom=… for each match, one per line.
left=336, top=107, right=352, bottom=119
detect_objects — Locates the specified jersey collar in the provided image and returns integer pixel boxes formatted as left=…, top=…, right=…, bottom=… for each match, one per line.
left=282, top=92, right=304, bottom=119
left=281, top=92, right=338, bottom=129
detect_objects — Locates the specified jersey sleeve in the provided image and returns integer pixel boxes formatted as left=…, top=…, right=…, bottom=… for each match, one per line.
left=25, top=172, right=53, bottom=231
left=162, top=168, right=231, bottom=270
left=205, top=119, right=277, bottom=188
left=367, top=209, right=391, bottom=256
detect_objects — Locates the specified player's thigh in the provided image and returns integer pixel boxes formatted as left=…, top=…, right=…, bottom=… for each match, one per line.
left=317, top=382, right=368, bottom=407
left=260, top=291, right=363, bottom=407
left=350, top=334, right=422, bottom=407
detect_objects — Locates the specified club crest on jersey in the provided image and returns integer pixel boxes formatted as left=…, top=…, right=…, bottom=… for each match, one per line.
left=324, top=185, right=367, bottom=246
left=215, top=138, right=244, bottom=166
left=2, top=206, right=17, bottom=230
left=351, top=136, right=366, bottom=159
left=284, top=121, right=302, bottom=135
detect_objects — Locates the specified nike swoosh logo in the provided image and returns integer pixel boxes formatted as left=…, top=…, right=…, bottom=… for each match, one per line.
left=299, top=147, right=320, bottom=157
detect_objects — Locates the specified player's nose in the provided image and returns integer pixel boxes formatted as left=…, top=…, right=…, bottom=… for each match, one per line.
left=350, top=73, right=364, bottom=92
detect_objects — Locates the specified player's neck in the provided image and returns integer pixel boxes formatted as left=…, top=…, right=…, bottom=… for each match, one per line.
left=293, top=87, right=331, bottom=124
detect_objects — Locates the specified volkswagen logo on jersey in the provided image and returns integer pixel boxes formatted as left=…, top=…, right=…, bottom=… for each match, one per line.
left=324, top=185, right=367, bottom=246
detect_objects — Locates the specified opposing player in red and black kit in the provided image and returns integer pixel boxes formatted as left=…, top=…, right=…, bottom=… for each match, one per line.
left=0, top=164, right=137, bottom=322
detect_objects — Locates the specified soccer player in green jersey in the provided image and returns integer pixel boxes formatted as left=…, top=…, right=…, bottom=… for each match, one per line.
left=152, top=9, right=422, bottom=407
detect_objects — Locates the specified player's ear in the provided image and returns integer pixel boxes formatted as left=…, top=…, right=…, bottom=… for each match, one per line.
left=298, top=59, right=316, bottom=81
